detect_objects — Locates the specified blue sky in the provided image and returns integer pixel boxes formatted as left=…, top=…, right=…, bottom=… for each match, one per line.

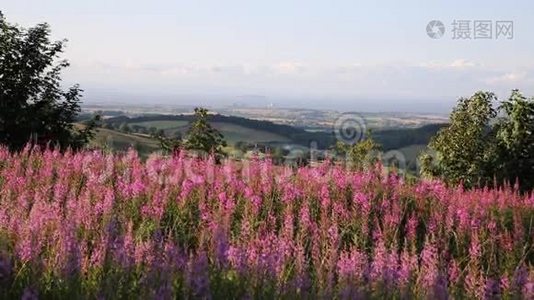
left=2, top=0, right=534, bottom=112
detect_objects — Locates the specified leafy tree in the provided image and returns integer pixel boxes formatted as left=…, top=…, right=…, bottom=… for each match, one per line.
left=0, top=12, right=96, bottom=151
left=156, top=130, right=182, bottom=154
left=156, top=108, right=227, bottom=157
left=421, top=90, right=534, bottom=191
left=494, top=90, right=534, bottom=191
left=421, top=91, right=497, bottom=187
left=182, top=108, right=226, bottom=156
left=335, top=132, right=381, bottom=171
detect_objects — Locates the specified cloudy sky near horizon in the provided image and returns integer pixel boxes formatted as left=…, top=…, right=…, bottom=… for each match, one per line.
left=2, top=0, right=534, bottom=112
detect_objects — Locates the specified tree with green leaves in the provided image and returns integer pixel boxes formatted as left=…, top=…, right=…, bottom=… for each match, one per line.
left=155, top=130, right=182, bottom=154
left=183, top=107, right=227, bottom=157
left=0, top=12, right=96, bottom=151
left=420, top=91, right=497, bottom=187
left=156, top=108, right=227, bottom=157
left=335, top=132, right=381, bottom=171
left=421, top=90, right=534, bottom=191
left=494, top=90, right=534, bottom=191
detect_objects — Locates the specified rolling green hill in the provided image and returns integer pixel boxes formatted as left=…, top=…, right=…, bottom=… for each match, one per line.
left=95, top=114, right=447, bottom=167
left=90, top=128, right=161, bottom=157
left=124, top=119, right=292, bottom=145
left=101, top=114, right=447, bottom=148
left=212, top=122, right=291, bottom=144
left=103, top=114, right=319, bottom=147
left=129, top=120, right=189, bottom=130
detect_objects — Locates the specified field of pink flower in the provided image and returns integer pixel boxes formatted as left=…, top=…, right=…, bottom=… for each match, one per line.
left=0, top=146, right=533, bottom=299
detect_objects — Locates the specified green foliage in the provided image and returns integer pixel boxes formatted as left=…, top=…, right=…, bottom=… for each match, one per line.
left=422, top=90, right=534, bottom=191
left=0, top=13, right=96, bottom=151
left=335, top=133, right=381, bottom=171
left=494, top=90, right=534, bottom=191
left=373, top=123, right=446, bottom=151
left=421, top=91, right=497, bottom=187
left=182, top=107, right=227, bottom=156
left=155, top=132, right=182, bottom=154
left=102, top=114, right=444, bottom=153
left=154, top=107, right=227, bottom=156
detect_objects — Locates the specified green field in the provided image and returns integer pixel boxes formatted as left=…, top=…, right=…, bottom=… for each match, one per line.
left=91, top=119, right=294, bottom=157
left=91, top=128, right=161, bottom=157
left=129, top=120, right=291, bottom=145
left=129, top=120, right=188, bottom=130
left=96, top=114, right=444, bottom=163
left=211, top=122, right=291, bottom=144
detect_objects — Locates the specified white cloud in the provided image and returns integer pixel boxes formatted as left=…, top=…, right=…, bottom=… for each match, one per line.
left=484, top=71, right=528, bottom=84
left=449, top=59, right=477, bottom=68
left=270, top=62, right=305, bottom=74
left=419, top=59, right=478, bottom=70
left=69, top=59, right=534, bottom=106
